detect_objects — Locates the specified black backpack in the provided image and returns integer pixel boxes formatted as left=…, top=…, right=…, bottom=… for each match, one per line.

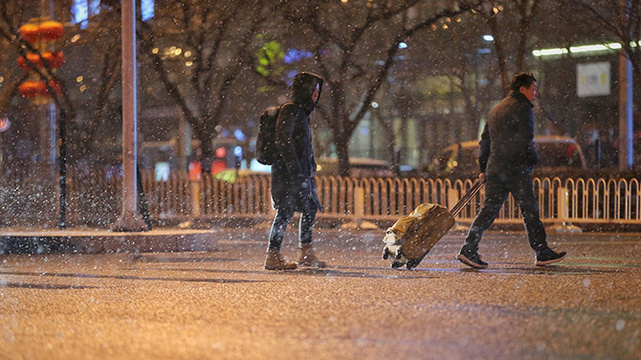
left=255, top=106, right=280, bottom=165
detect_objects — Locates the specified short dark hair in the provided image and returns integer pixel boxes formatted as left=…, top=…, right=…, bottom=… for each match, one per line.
left=510, top=72, right=537, bottom=92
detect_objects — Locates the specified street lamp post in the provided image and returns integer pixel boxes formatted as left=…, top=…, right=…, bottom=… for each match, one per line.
left=619, top=0, right=634, bottom=172
left=619, top=49, right=633, bottom=172
left=111, top=0, right=148, bottom=231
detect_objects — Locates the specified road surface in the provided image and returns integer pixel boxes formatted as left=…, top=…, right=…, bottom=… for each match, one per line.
left=1, top=227, right=640, bottom=359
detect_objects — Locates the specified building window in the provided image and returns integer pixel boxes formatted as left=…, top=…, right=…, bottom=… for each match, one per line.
left=72, top=0, right=100, bottom=28
left=142, top=0, right=155, bottom=21
left=73, top=0, right=153, bottom=26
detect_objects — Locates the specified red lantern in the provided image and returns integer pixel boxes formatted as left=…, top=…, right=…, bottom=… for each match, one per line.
left=18, top=51, right=65, bottom=70
left=41, top=51, right=65, bottom=68
left=19, top=80, right=61, bottom=99
left=17, top=56, right=28, bottom=70
left=39, top=21, right=64, bottom=41
left=18, top=53, right=43, bottom=70
left=19, top=23, right=40, bottom=43
left=46, top=80, right=62, bottom=96
left=18, top=81, right=46, bottom=98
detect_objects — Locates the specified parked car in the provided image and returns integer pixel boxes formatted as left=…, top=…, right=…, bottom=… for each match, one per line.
left=421, top=135, right=587, bottom=179
left=316, top=157, right=393, bottom=177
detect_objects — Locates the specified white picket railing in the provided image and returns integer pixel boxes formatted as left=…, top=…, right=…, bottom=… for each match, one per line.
left=2, top=167, right=640, bottom=230
left=141, top=173, right=641, bottom=228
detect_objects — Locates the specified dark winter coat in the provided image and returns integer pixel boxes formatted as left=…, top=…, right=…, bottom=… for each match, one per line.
left=271, top=72, right=324, bottom=212
left=478, top=90, right=538, bottom=176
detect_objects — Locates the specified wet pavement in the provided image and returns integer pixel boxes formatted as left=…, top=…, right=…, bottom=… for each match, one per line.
left=1, top=227, right=640, bottom=359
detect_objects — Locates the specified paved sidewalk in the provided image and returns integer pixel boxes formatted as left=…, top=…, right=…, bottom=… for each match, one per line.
left=1, top=227, right=640, bottom=359
left=0, top=227, right=218, bottom=254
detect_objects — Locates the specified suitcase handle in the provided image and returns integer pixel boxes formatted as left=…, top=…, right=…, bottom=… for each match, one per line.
left=449, top=179, right=485, bottom=218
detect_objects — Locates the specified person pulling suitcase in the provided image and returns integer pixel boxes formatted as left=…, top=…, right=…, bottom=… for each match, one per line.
left=456, top=73, right=566, bottom=269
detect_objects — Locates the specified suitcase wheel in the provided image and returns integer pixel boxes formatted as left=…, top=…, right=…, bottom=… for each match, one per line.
left=394, top=248, right=404, bottom=260
left=406, top=258, right=421, bottom=270
left=391, top=261, right=404, bottom=269
left=382, top=247, right=391, bottom=260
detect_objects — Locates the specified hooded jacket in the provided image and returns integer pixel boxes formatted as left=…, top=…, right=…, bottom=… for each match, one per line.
left=478, top=90, right=538, bottom=176
left=271, top=72, right=324, bottom=212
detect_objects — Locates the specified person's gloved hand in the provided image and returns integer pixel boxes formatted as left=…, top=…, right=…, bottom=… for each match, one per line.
left=296, top=176, right=310, bottom=196
left=300, top=178, right=310, bottom=190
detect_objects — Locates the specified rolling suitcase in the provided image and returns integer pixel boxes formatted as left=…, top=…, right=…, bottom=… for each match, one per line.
left=382, top=179, right=485, bottom=270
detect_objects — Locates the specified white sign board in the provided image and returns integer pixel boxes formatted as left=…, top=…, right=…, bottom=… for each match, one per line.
left=577, top=62, right=610, bottom=97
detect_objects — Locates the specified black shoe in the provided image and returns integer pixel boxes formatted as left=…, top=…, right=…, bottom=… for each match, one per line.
left=456, top=252, right=488, bottom=269
left=535, top=248, right=567, bottom=266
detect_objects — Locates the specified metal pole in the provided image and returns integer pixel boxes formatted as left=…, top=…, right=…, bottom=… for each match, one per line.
left=58, top=109, right=66, bottom=229
left=178, top=112, right=187, bottom=172
left=619, top=0, right=634, bottom=172
left=46, top=0, right=64, bottom=229
left=619, top=48, right=634, bottom=172
left=111, top=0, right=147, bottom=231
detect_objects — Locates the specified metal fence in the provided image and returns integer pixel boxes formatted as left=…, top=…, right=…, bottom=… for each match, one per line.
left=1, top=167, right=640, bottom=230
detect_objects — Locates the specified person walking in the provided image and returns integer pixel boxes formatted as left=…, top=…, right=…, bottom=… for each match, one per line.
left=264, top=72, right=327, bottom=270
left=456, top=72, right=566, bottom=269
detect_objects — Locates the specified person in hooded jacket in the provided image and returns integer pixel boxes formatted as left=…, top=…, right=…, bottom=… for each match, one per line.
left=265, top=72, right=326, bottom=270
left=456, top=72, right=567, bottom=269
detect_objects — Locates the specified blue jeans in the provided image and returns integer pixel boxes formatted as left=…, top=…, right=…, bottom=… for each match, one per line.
left=267, top=208, right=317, bottom=251
left=463, top=171, right=547, bottom=253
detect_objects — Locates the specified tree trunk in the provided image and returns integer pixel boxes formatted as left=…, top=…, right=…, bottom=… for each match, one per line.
left=388, top=137, right=400, bottom=177
left=334, top=131, right=351, bottom=177
left=192, top=121, right=216, bottom=172
left=515, top=0, right=539, bottom=73
left=487, top=16, right=510, bottom=95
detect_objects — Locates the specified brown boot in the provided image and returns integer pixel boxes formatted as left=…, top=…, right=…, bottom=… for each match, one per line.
left=298, top=243, right=326, bottom=268
left=264, top=249, right=297, bottom=270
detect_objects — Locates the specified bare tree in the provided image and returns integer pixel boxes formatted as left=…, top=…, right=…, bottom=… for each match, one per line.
left=276, top=0, right=483, bottom=176
left=0, top=1, right=123, bottom=164
left=476, top=0, right=541, bottom=94
left=0, top=2, right=75, bottom=121
left=63, top=4, right=123, bottom=163
left=136, top=0, right=276, bottom=172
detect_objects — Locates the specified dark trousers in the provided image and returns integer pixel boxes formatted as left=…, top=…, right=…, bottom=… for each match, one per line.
left=268, top=208, right=317, bottom=251
left=463, top=171, right=547, bottom=253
